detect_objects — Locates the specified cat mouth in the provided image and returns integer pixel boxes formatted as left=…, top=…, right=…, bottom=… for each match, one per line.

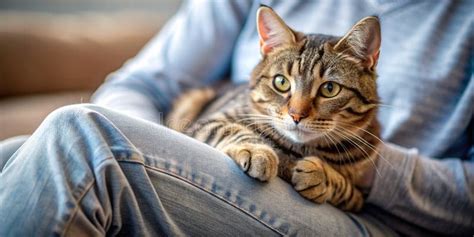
left=290, top=127, right=314, bottom=135
left=275, top=124, right=325, bottom=143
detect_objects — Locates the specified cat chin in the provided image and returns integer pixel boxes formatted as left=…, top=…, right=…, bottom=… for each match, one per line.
left=277, top=127, right=324, bottom=144
left=273, top=117, right=326, bottom=144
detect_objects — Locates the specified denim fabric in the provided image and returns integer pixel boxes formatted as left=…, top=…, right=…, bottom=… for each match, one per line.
left=0, top=135, right=28, bottom=170
left=0, top=104, right=395, bottom=236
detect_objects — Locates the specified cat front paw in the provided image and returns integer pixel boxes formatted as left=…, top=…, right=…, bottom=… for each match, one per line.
left=224, top=143, right=278, bottom=181
left=292, top=156, right=330, bottom=204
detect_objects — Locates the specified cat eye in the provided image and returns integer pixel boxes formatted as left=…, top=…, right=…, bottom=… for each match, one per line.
left=273, top=75, right=291, bottom=93
left=319, top=82, right=341, bottom=98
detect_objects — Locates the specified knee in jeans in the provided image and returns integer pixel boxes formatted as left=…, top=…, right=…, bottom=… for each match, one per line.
left=44, top=104, right=105, bottom=125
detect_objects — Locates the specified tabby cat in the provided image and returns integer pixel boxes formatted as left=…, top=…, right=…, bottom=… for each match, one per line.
left=167, top=6, right=382, bottom=212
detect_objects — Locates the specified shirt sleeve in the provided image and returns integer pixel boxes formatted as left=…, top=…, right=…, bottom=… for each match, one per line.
left=367, top=142, right=474, bottom=235
left=91, top=0, right=253, bottom=123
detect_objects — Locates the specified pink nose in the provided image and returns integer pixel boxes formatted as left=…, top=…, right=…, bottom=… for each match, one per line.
left=289, top=112, right=308, bottom=124
left=288, top=97, right=310, bottom=125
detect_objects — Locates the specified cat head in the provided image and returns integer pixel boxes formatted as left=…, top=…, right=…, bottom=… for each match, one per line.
left=250, top=6, right=381, bottom=144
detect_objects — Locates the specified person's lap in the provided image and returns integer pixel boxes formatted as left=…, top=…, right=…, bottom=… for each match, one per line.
left=0, top=135, right=29, bottom=169
left=0, top=104, right=395, bottom=236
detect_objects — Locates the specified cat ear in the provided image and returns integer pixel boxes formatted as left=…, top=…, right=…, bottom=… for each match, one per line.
left=257, top=6, right=296, bottom=55
left=333, top=16, right=381, bottom=71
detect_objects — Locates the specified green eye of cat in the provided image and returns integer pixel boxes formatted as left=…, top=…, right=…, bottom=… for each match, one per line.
left=320, top=82, right=341, bottom=98
left=273, top=75, right=291, bottom=93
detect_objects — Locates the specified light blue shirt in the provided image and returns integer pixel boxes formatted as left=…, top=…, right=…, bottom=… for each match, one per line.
left=93, top=0, right=473, bottom=234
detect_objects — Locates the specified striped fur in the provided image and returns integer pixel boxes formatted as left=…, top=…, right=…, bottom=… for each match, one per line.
left=166, top=7, right=381, bottom=212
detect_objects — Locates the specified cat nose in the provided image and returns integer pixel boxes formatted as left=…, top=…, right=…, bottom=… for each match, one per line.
left=289, top=112, right=308, bottom=125
left=288, top=98, right=310, bottom=125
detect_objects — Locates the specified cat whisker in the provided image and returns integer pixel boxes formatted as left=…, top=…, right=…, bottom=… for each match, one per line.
left=235, top=113, right=273, bottom=118
left=364, top=102, right=398, bottom=110
left=323, top=131, right=350, bottom=166
left=336, top=121, right=388, bottom=150
left=305, top=124, right=334, bottom=130
left=234, top=115, right=275, bottom=123
left=332, top=130, right=363, bottom=168
left=238, top=118, right=286, bottom=129
left=235, top=118, right=272, bottom=123
left=303, top=121, right=389, bottom=169
left=333, top=126, right=379, bottom=152
left=236, top=118, right=275, bottom=126
left=257, top=124, right=280, bottom=139
left=324, top=131, right=355, bottom=167
left=330, top=128, right=382, bottom=178
left=337, top=121, right=385, bottom=144
left=332, top=126, right=393, bottom=169
left=332, top=130, right=383, bottom=180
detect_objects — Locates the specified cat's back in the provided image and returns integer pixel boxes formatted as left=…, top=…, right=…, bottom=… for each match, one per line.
left=199, top=83, right=250, bottom=119
left=166, top=83, right=250, bottom=132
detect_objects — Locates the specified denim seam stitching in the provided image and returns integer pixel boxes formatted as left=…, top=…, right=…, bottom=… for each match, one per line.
left=116, top=158, right=285, bottom=236
left=61, top=156, right=114, bottom=236
left=147, top=163, right=286, bottom=236
left=61, top=180, right=96, bottom=237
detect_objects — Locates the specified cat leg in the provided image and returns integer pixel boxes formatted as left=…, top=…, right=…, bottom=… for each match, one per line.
left=222, top=143, right=279, bottom=181
left=291, top=156, right=363, bottom=211
left=192, top=121, right=279, bottom=181
left=218, top=123, right=279, bottom=181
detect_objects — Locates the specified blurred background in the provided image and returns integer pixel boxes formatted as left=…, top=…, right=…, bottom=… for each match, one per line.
left=0, top=0, right=181, bottom=139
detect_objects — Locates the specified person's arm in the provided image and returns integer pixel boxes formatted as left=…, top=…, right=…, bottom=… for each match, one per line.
left=91, top=1, right=252, bottom=123
left=366, top=142, right=474, bottom=235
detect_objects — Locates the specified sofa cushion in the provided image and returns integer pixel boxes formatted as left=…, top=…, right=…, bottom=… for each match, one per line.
left=0, top=91, right=91, bottom=139
left=0, top=11, right=169, bottom=97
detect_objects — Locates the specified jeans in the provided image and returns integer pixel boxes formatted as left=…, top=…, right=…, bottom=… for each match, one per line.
left=0, top=104, right=395, bottom=236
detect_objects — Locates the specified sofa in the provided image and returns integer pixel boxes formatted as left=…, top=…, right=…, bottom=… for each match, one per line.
left=0, top=6, right=179, bottom=140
